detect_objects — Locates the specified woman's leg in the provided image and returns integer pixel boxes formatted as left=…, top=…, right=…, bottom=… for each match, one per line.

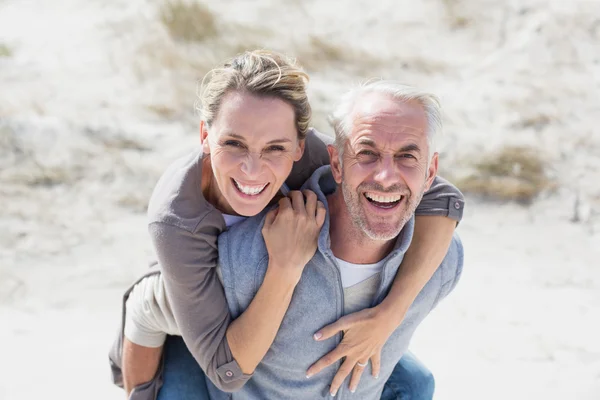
left=157, top=335, right=211, bottom=400
left=380, top=352, right=435, bottom=400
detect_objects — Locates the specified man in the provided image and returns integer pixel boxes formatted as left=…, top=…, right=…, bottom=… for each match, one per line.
left=118, top=81, right=464, bottom=399
left=201, top=81, right=463, bottom=399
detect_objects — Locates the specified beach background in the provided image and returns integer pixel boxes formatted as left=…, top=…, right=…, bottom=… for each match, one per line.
left=1, top=0, right=599, bottom=399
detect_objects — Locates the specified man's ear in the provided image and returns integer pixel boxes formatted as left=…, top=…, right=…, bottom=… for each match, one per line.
left=200, top=121, right=210, bottom=154
left=424, top=152, right=439, bottom=191
left=327, top=144, right=343, bottom=184
left=293, top=139, right=305, bottom=162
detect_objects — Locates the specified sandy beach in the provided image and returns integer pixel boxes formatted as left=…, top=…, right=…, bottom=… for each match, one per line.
left=1, top=0, right=599, bottom=399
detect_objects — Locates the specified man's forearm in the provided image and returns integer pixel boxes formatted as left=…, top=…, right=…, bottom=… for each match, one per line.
left=225, top=263, right=299, bottom=374
left=122, top=338, right=163, bottom=396
left=378, top=215, right=456, bottom=325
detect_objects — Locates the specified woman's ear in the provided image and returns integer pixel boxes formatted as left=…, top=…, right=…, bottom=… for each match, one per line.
left=200, top=121, right=210, bottom=154
left=293, top=139, right=306, bottom=162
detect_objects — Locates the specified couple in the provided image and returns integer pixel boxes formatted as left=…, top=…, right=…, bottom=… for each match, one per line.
left=109, top=50, right=464, bottom=400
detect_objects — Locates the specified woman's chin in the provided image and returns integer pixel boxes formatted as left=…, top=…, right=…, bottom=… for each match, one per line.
left=226, top=195, right=272, bottom=217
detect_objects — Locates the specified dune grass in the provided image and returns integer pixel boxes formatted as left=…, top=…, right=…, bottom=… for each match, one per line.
left=456, top=145, right=555, bottom=204
left=160, top=0, right=218, bottom=42
left=0, top=43, right=12, bottom=57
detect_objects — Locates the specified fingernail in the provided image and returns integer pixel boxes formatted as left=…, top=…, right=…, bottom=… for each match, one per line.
left=350, top=388, right=356, bottom=393
left=313, top=332, right=322, bottom=340
left=330, top=390, right=337, bottom=397
left=306, top=373, right=312, bottom=379
left=375, top=374, right=379, bottom=379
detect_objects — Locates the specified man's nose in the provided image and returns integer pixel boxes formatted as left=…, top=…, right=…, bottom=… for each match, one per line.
left=373, top=155, right=402, bottom=187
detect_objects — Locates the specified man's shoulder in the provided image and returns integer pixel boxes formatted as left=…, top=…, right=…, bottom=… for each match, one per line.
left=218, top=208, right=271, bottom=273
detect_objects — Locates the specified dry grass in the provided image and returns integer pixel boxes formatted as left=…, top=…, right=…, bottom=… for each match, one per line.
left=0, top=43, right=11, bottom=57
left=294, top=36, right=385, bottom=74
left=455, top=146, right=555, bottom=204
left=441, top=0, right=471, bottom=29
left=160, top=0, right=218, bottom=42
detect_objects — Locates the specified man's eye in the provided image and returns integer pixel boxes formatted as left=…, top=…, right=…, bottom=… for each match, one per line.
left=358, top=150, right=377, bottom=157
left=398, top=153, right=416, bottom=160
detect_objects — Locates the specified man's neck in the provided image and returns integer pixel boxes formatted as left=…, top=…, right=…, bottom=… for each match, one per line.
left=326, top=190, right=396, bottom=264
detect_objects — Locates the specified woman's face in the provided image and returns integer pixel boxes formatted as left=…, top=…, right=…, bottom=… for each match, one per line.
left=202, top=91, right=305, bottom=216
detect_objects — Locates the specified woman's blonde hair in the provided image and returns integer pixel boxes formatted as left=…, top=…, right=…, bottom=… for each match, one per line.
left=197, top=50, right=311, bottom=140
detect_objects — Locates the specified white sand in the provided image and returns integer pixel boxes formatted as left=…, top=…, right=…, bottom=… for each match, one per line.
left=1, top=0, right=599, bottom=399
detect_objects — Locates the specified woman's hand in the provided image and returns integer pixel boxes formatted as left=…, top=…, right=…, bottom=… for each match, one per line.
left=306, top=305, right=402, bottom=396
left=262, top=190, right=326, bottom=283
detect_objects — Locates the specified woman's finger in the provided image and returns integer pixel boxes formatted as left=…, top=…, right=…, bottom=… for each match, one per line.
left=289, top=190, right=306, bottom=214
left=315, top=201, right=326, bottom=227
left=328, top=358, right=355, bottom=397
left=313, top=315, right=350, bottom=342
left=370, top=351, right=381, bottom=379
left=306, top=346, right=345, bottom=378
left=261, top=208, right=278, bottom=231
left=302, top=189, right=317, bottom=217
left=348, top=361, right=368, bottom=393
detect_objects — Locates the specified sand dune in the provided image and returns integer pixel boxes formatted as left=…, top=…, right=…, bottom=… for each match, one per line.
left=1, top=0, right=599, bottom=398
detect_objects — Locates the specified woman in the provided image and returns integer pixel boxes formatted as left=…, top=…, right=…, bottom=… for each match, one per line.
left=109, top=50, right=464, bottom=399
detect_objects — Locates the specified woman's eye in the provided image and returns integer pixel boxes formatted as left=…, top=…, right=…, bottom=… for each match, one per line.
left=224, top=140, right=245, bottom=149
left=265, top=145, right=285, bottom=152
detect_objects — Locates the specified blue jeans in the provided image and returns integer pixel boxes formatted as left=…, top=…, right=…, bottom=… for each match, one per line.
left=158, top=336, right=434, bottom=400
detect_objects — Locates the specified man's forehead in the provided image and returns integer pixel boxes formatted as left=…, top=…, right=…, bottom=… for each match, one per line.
left=351, top=92, right=425, bottom=118
left=348, top=103, right=427, bottom=146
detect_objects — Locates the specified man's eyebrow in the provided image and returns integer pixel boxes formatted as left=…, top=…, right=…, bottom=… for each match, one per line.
left=398, top=143, right=422, bottom=153
left=356, top=140, right=421, bottom=154
left=357, top=139, right=377, bottom=147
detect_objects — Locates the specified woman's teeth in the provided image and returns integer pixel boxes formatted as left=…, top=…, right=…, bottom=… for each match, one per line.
left=233, top=179, right=268, bottom=196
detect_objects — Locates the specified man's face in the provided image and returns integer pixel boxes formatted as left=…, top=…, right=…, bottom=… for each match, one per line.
left=329, top=93, right=438, bottom=241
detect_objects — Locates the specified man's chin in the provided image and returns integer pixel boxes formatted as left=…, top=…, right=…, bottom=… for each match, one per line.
left=361, top=221, right=404, bottom=241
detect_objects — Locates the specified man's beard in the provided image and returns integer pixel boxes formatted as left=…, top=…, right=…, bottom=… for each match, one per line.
left=340, top=172, right=425, bottom=241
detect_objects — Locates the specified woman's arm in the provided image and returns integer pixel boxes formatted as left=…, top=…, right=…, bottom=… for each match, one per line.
left=306, top=176, right=464, bottom=395
left=153, top=191, right=324, bottom=391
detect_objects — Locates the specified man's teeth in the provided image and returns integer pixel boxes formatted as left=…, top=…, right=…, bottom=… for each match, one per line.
left=234, top=180, right=268, bottom=195
left=365, top=193, right=402, bottom=203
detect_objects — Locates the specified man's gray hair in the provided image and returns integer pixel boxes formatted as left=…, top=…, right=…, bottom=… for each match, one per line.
left=329, top=80, right=442, bottom=158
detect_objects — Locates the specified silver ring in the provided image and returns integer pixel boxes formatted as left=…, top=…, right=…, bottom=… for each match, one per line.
left=356, top=361, right=368, bottom=367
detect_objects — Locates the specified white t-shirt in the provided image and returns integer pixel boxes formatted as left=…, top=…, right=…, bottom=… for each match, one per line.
left=335, top=257, right=385, bottom=288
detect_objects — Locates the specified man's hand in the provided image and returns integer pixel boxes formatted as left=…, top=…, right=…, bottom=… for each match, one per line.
left=305, top=306, right=400, bottom=396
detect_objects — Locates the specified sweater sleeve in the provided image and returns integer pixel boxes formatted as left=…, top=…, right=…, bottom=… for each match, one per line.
left=415, top=175, right=465, bottom=223
left=149, top=220, right=252, bottom=392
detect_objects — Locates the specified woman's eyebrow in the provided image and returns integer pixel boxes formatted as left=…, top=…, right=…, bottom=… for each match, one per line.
left=266, top=138, right=292, bottom=144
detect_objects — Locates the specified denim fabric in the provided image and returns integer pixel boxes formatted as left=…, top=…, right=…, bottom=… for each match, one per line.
left=157, top=336, right=211, bottom=400
left=159, top=336, right=433, bottom=400
left=381, top=352, right=435, bottom=400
